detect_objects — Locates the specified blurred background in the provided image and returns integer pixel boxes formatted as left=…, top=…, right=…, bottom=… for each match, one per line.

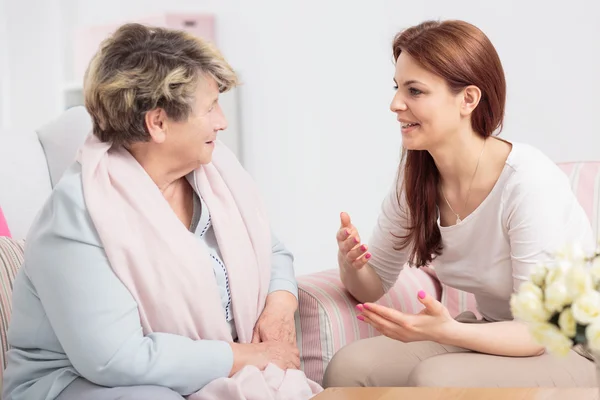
left=0, top=0, right=598, bottom=275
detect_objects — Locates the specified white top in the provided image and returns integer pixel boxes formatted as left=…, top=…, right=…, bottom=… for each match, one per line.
left=368, top=141, right=593, bottom=322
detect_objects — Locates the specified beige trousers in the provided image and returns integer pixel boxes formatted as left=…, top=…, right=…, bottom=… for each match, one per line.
left=323, top=318, right=596, bottom=388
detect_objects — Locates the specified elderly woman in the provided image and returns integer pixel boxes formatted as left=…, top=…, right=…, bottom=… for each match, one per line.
left=2, top=24, right=319, bottom=400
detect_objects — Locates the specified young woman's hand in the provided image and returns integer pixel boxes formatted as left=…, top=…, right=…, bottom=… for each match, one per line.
left=356, top=290, right=457, bottom=343
left=336, top=212, right=371, bottom=270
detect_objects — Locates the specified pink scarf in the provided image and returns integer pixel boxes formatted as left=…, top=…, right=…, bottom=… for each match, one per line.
left=79, top=134, right=322, bottom=399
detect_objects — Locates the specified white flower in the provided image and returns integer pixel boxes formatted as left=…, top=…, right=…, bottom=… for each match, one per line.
left=586, top=320, right=600, bottom=352
left=545, top=264, right=566, bottom=287
left=556, top=242, right=587, bottom=266
left=510, top=282, right=551, bottom=323
left=571, top=291, right=600, bottom=325
left=565, top=265, right=593, bottom=299
left=530, top=322, right=573, bottom=357
left=530, top=262, right=548, bottom=288
left=558, top=307, right=577, bottom=338
left=545, top=281, right=571, bottom=313
left=519, top=281, right=544, bottom=299
left=590, top=256, right=600, bottom=286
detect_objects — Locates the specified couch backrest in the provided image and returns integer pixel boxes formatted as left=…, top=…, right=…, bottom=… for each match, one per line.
left=0, top=107, right=92, bottom=239
left=558, top=162, right=600, bottom=242
left=37, top=107, right=93, bottom=187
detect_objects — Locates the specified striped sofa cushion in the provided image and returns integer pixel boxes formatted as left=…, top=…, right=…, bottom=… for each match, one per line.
left=0, top=237, right=25, bottom=389
left=296, top=266, right=439, bottom=385
left=440, top=280, right=479, bottom=318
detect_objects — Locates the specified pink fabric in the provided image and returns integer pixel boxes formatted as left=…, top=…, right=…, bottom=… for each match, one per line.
left=558, top=162, right=600, bottom=240
left=0, top=207, right=10, bottom=237
left=78, top=134, right=321, bottom=400
left=440, top=281, right=479, bottom=318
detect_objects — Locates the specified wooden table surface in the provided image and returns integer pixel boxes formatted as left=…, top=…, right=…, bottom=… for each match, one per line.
left=313, top=387, right=599, bottom=400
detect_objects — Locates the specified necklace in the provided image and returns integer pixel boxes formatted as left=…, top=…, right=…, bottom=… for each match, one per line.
left=441, top=138, right=487, bottom=225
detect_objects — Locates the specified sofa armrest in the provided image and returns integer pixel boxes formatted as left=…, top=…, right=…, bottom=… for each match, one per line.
left=295, top=266, right=440, bottom=385
left=0, top=237, right=25, bottom=394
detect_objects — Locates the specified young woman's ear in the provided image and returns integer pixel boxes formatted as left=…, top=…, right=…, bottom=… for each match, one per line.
left=460, top=85, right=482, bottom=117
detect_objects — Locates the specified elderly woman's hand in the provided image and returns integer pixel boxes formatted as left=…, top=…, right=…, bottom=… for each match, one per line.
left=251, top=291, right=298, bottom=346
left=229, top=341, right=300, bottom=376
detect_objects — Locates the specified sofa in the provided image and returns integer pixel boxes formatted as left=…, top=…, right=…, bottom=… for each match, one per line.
left=0, top=107, right=599, bottom=390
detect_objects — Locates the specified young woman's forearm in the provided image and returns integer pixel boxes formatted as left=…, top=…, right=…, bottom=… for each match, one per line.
left=340, top=262, right=385, bottom=304
left=440, top=320, right=545, bottom=357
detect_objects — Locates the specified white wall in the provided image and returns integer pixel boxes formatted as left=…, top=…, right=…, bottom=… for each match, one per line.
left=4, top=0, right=600, bottom=275
left=0, top=0, right=8, bottom=128
left=223, top=0, right=600, bottom=275
left=2, top=0, right=65, bottom=131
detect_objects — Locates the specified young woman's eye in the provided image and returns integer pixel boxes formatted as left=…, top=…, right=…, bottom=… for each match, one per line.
left=409, top=87, right=422, bottom=96
left=393, top=84, right=399, bottom=90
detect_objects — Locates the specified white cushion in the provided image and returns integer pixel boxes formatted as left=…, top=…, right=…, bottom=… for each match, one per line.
left=36, top=106, right=92, bottom=187
left=0, top=130, right=52, bottom=239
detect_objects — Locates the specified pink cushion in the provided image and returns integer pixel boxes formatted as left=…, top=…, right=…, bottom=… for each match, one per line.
left=0, top=208, right=10, bottom=237
left=557, top=161, right=600, bottom=241
left=296, top=266, right=439, bottom=385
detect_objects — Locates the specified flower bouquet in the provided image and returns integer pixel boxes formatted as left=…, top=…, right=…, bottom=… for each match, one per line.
left=510, top=243, right=600, bottom=382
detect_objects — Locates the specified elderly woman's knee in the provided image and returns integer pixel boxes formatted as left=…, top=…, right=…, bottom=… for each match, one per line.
left=57, top=379, right=185, bottom=400
left=117, top=386, right=185, bottom=400
left=323, top=344, right=370, bottom=388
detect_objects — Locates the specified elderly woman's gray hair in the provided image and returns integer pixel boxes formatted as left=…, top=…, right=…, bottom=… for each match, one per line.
left=83, top=23, right=237, bottom=146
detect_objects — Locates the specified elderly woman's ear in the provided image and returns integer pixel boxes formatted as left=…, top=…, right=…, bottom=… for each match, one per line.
left=145, top=108, right=168, bottom=144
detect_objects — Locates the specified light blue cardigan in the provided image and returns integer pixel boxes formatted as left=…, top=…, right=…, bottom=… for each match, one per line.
left=2, top=163, right=298, bottom=400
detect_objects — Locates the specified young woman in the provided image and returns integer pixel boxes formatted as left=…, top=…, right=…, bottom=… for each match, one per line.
left=325, top=20, right=596, bottom=388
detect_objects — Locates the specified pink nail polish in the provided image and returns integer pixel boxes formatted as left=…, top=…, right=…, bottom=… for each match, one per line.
left=418, top=290, right=426, bottom=299
left=365, top=253, right=371, bottom=259
left=357, top=315, right=365, bottom=321
left=363, top=303, right=370, bottom=310
left=356, top=304, right=364, bottom=312
left=361, top=245, right=367, bottom=252
left=345, top=229, right=350, bottom=236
